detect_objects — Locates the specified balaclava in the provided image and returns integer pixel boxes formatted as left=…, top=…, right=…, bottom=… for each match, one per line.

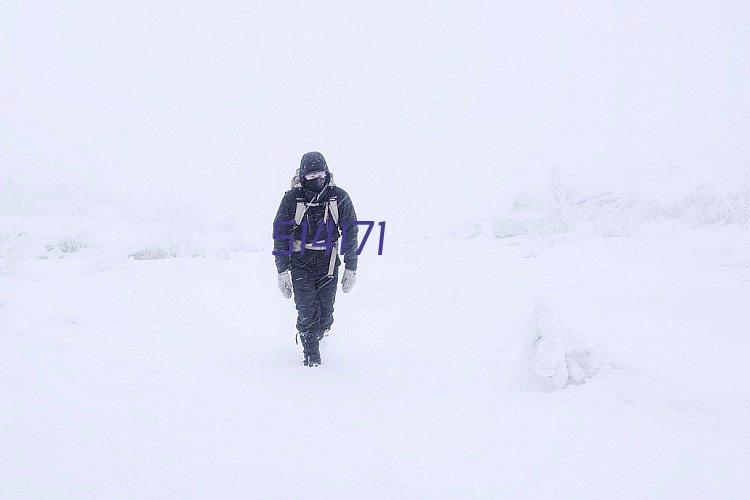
left=299, top=151, right=329, bottom=193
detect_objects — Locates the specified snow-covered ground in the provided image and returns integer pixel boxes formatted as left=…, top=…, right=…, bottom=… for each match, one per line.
left=2, top=175, right=749, bottom=497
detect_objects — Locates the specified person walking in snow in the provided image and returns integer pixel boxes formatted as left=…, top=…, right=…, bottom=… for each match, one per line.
left=273, top=152, right=359, bottom=366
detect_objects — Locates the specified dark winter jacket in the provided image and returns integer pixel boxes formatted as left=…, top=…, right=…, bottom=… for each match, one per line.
left=273, top=180, right=359, bottom=273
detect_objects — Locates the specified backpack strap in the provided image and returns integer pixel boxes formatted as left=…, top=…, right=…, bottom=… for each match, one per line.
left=293, top=195, right=340, bottom=277
left=324, top=196, right=339, bottom=277
left=295, top=198, right=331, bottom=225
left=294, top=198, right=309, bottom=225
left=326, top=241, right=338, bottom=277
left=327, top=196, right=339, bottom=225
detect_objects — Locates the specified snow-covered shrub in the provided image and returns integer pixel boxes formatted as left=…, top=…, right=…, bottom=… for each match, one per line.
left=490, top=170, right=749, bottom=249
left=58, top=238, right=88, bottom=253
left=519, top=297, right=599, bottom=392
left=129, top=247, right=178, bottom=260
left=573, top=190, right=645, bottom=238
left=0, top=175, right=256, bottom=263
left=676, top=184, right=750, bottom=227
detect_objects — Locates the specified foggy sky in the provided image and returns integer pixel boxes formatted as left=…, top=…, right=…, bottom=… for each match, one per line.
left=2, top=1, right=748, bottom=242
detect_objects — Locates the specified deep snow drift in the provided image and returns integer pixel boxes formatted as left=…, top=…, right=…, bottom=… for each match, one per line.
left=2, top=171, right=749, bottom=497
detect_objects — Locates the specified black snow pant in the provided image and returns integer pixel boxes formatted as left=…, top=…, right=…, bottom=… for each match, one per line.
left=290, top=249, right=340, bottom=339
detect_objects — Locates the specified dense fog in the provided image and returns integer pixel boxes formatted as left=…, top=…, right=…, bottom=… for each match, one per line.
left=4, top=1, right=748, bottom=244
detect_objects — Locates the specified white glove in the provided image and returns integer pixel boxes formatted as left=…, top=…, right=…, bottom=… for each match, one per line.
left=341, top=269, right=357, bottom=293
left=277, top=271, right=293, bottom=299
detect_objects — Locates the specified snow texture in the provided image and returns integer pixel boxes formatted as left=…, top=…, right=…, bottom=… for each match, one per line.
left=4, top=172, right=749, bottom=497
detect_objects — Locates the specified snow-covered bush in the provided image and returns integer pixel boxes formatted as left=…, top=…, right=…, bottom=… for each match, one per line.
left=490, top=170, right=749, bottom=249
left=128, top=247, right=178, bottom=260
left=0, top=175, right=256, bottom=264
left=58, top=238, right=88, bottom=253
left=676, top=184, right=749, bottom=227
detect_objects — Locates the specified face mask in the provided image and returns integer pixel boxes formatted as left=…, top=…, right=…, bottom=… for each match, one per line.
left=303, top=170, right=327, bottom=192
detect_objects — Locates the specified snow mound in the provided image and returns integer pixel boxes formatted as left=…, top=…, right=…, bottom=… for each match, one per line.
left=519, top=297, right=599, bottom=392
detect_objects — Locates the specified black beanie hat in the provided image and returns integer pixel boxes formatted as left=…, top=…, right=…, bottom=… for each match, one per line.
left=300, top=151, right=328, bottom=176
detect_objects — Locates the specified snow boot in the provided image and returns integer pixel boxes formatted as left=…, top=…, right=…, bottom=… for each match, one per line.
left=300, top=331, right=321, bottom=367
